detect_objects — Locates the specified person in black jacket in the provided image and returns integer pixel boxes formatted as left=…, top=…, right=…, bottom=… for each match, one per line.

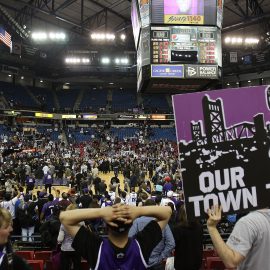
left=172, top=205, right=203, bottom=270
left=0, top=207, right=31, bottom=270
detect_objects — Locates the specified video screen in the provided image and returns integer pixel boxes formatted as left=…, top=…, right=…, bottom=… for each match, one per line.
left=152, top=0, right=217, bottom=26
left=151, top=26, right=221, bottom=65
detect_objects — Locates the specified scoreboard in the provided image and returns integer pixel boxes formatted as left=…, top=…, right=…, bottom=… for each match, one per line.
left=151, top=26, right=220, bottom=65
left=132, top=0, right=224, bottom=92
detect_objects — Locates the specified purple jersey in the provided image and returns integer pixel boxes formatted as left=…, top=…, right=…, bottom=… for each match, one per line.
left=95, top=238, right=148, bottom=270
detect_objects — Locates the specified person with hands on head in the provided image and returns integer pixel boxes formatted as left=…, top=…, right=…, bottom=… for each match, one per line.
left=207, top=205, right=270, bottom=270
left=60, top=204, right=172, bottom=270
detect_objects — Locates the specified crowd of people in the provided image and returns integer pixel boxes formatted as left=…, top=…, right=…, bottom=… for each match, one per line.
left=0, top=127, right=269, bottom=270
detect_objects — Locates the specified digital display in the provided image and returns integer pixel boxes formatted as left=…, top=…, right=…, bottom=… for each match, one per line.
left=164, top=0, right=204, bottom=24
left=152, top=0, right=217, bottom=26
left=151, top=26, right=220, bottom=65
left=131, top=0, right=141, bottom=48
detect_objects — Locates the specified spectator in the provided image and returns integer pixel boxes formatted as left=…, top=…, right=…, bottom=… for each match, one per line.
left=60, top=204, right=172, bottom=269
left=207, top=205, right=270, bottom=270
left=172, top=205, right=203, bottom=270
left=0, top=207, right=31, bottom=269
left=57, top=204, right=83, bottom=270
left=129, top=199, right=175, bottom=270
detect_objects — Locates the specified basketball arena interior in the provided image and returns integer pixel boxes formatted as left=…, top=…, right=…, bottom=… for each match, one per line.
left=0, top=0, right=270, bottom=269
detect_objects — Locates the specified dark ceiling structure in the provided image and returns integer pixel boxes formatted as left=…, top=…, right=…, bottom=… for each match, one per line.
left=0, top=0, right=270, bottom=84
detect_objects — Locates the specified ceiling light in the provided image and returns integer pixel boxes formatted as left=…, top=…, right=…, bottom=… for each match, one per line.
left=40, top=80, right=43, bottom=83
left=227, top=83, right=230, bottom=86
left=248, top=80, right=251, bottom=83
left=101, top=57, right=110, bottom=64
left=120, top=34, right=126, bottom=40
left=8, top=74, right=12, bottom=77
left=21, top=76, right=24, bottom=80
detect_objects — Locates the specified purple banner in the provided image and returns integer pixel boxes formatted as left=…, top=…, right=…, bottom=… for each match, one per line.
left=172, top=86, right=270, bottom=219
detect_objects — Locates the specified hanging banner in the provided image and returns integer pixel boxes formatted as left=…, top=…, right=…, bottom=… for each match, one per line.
left=173, top=86, right=270, bottom=219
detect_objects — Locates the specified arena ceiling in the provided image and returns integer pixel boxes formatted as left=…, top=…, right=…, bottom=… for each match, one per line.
left=0, top=0, right=270, bottom=83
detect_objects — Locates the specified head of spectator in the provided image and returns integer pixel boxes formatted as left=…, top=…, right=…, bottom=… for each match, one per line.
left=62, top=192, right=68, bottom=200
left=48, top=194, right=54, bottom=202
left=167, top=191, right=174, bottom=198
left=144, top=198, right=156, bottom=206
left=24, top=194, right=30, bottom=202
left=155, top=195, right=162, bottom=206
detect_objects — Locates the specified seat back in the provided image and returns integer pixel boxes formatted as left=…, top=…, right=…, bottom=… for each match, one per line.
left=15, top=250, right=35, bottom=260
left=206, top=256, right=226, bottom=270
left=27, top=260, right=44, bottom=270
left=35, top=250, right=52, bottom=260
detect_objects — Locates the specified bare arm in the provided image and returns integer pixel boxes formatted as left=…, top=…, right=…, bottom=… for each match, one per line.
left=60, top=205, right=127, bottom=238
left=207, top=205, right=245, bottom=269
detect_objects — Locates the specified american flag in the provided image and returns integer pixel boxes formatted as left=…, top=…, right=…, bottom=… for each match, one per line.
left=0, top=27, right=12, bottom=48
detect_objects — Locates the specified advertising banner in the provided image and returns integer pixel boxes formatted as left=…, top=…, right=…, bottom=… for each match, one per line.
left=151, top=64, right=184, bottom=78
left=173, top=86, right=270, bottom=219
left=185, top=65, right=218, bottom=79
left=139, top=0, right=150, bottom=27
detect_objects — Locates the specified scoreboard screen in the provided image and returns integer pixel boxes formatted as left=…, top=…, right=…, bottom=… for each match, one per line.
left=152, top=0, right=218, bottom=26
left=151, top=26, right=221, bottom=65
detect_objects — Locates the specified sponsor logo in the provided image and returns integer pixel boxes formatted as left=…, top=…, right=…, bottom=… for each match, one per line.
left=185, top=65, right=218, bottom=79
left=187, top=66, right=197, bottom=77
left=151, top=65, right=184, bottom=78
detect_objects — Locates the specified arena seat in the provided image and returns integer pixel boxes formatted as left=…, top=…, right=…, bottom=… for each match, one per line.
left=206, top=256, right=226, bottom=270
left=34, top=250, right=52, bottom=260
left=15, top=250, right=35, bottom=260
left=27, top=259, right=44, bottom=270
left=81, top=260, right=90, bottom=270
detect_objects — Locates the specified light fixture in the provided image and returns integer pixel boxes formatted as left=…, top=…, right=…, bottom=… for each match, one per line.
left=120, top=34, right=126, bottom=40
left=21, top=76, right=24, bottom=80
left=227, top=83, right=230, bottom=86
left=236, top=82, right=239, bottom=85
left=32, top=31, right=66, bottom=41
left=91, top=33, right=115, bottom=40
left=224, top=36, right=259, bottom=45
left=248, top=80, right=251, bottom=83
left=101, top=57, right=110, bottom=64
left=65, top=57, right=89, bottom=64
left=8, top=74, right=12, bottom=77
left=40, top=79, right=43, bottom=83
left=109, top=82, right=114, bottom=85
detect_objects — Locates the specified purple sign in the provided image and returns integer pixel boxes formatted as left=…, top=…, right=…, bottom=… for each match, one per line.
left=164, top=0, right=204, bottom=15
left=173, top=86, right=270, bottom=219
left=151, top=64, right=184, bottom=78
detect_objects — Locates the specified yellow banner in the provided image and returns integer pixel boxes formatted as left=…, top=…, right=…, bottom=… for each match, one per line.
left=164, top=15, right=204, bottom=25
left=35, top=112, right=53, bottom=118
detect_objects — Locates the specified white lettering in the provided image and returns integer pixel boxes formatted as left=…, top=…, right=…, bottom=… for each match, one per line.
left=199, top=172, right=214, bottom=193
left=215, top=169, right=230, bottom=191
left=203, top=193, right=219, bottom=213
left=188, top=195, right=204, bottom=216
left=242, top=186, right=257, bottom=208
left=230, top=167, right=245, bottom=188
left=218, top=190, right=242, bottom=212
